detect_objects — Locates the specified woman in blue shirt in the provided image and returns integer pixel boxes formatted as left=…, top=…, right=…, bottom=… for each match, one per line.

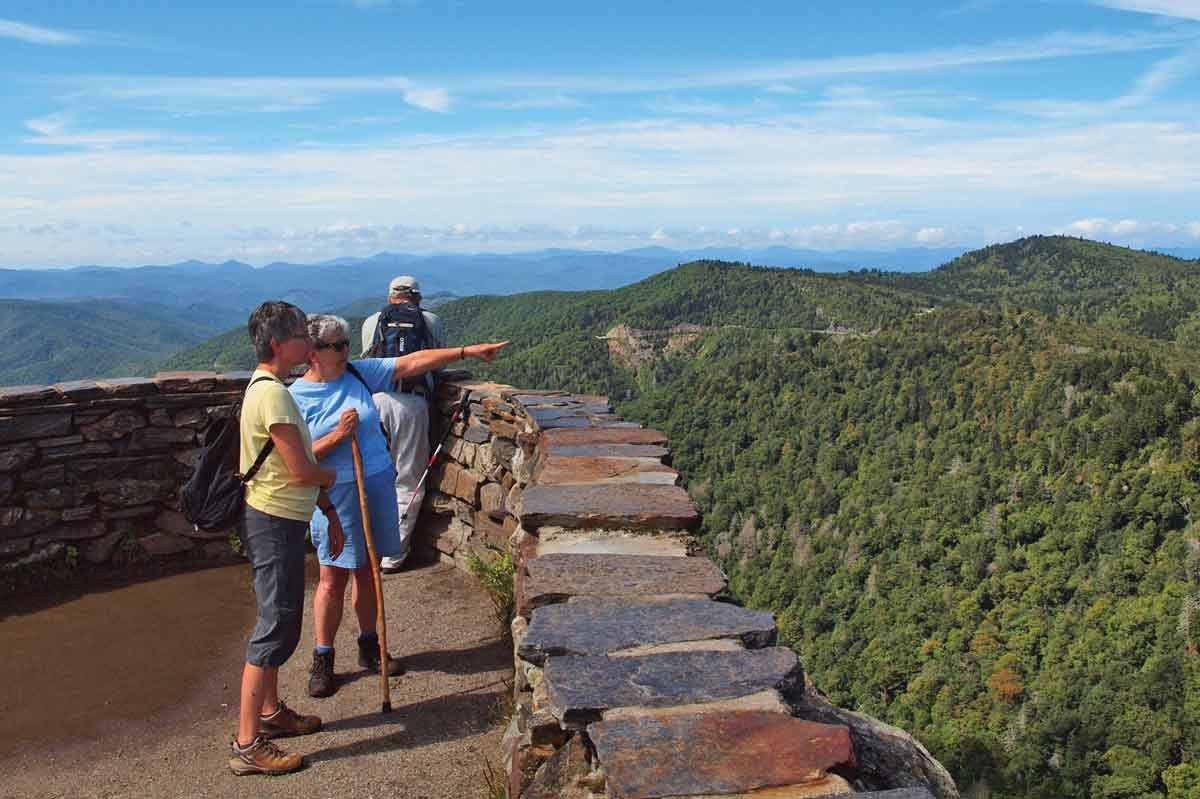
left=291, top=313, right=507, bottom=698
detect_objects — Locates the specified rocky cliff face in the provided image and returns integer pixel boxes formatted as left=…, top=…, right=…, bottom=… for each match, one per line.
left=602, top=324, right=706, bottom=370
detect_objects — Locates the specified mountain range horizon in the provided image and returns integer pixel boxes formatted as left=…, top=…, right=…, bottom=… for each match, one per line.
left=7, top=240, right=1200, bottom=276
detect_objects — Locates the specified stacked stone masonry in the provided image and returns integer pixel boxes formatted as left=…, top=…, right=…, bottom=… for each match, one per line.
left=424, top=381, right=958, bottom=799
left=0, top=372, right=957, bottom=798
left=0, top=372, right=253, bottom=573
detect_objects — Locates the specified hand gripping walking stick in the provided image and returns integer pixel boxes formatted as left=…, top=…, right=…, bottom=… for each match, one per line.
left=397, top=389, right=473, bottom=528
left=350, top=432, right=392, bottom=714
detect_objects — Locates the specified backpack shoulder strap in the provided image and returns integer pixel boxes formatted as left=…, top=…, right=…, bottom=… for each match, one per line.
left=345, top=362, right=371, bottom=392
left=241, top=374, right=278, bottom=483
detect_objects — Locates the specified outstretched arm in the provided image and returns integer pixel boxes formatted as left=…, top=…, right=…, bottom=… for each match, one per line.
left=392, top=341, right=509, bottom=381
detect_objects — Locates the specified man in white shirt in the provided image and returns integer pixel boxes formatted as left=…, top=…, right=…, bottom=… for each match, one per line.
left=361, top=276, right=446, bottom=572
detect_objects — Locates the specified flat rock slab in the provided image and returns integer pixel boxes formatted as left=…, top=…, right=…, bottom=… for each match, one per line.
left=545, top=442, right=670, bottom=460
left=542, top=427, right=669, bottom=447
left=830, top=787, right=940, bottom=791
left=535, top=455, right=678, bottom=486
left=519, top=484, right=698, bottom=531
left=543, top=647, right=801, bottom=723
left=518, top=597, right=776, bottom=665
left=522, top=553, right=725, bottom=612
left=590, top=711, right=855, bottom=799
left=533, top=529, right=690, bottom=558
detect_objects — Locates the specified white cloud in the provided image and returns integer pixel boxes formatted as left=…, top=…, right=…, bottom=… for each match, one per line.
left=70, top=75, right=453, bottom=115
left=54, top=27, right=1197, bottom=121
left=916, top=227, right=948, bottom=243
left=478, top=94, right=586, bottom=110
left=1063, top=217, right=1189, bottom=238
left=459, top=28, right=1197, bottom=96
left=403, top=87, right=452, bottom=113
left=23, top=113, right=166, bottom=148
left=1067, top=218, right=1115, bottom=235
left=3, top=112, right=1200, bottom=265
left=0, top=17, right=82, bottom=45
left=1096, top=1, right=1200, bottom=20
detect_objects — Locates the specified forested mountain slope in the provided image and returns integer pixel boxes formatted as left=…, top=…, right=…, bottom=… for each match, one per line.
left=433, top=259, right=941, bottom=396
left=858, top=236, right=1200, bottom=344
left=620, top=310, right=1199, bottom=799
left=442, top=252, right=1200, bottom=799
left=0, top=299, right=242, bottom=385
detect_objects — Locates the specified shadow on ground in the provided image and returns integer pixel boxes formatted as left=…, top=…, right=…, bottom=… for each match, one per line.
left=309, top=683, right=509, bottom=763
left=403, top=635, right=511, bottom=675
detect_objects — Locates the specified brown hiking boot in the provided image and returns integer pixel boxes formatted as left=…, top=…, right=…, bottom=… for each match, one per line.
left=308, top=648, right=336, bottom=698
left=358, top=637, right=405, bottom=676
left=228, top=735, right=304, bottom=776
left=259, top=700, right=322, bottom=738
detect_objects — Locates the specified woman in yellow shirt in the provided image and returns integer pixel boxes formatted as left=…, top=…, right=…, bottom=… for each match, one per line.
left=229, top=301, right=339, bottom=777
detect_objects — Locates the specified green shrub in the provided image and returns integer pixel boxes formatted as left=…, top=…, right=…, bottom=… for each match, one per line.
left=467, top=547, right=515, bottom=631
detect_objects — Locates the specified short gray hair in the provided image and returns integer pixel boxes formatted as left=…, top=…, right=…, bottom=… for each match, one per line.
left=247, top=301, right=307, bottom=362
left=306, top=313, right=350, bottom=343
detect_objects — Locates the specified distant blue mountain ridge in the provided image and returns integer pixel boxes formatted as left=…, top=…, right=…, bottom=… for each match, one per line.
left=0, top=246, right=969, bottom=312
left=3, top=243, right=1194, bottom=316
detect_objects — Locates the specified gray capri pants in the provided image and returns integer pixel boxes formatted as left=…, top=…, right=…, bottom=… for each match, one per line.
left=241, top=504, right=308, bottom=668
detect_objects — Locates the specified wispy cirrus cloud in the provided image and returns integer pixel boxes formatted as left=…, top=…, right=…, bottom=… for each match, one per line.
left=23, top=112, right=166, bottom=148
left=458, top=27, right=1198, bottom=96
left=50, top=27, right=1197, bottom=121
left=1095, top=1, right=1200, bottom=21
left=477, top=94, right=587, bottom=110
left=66, top=75, right=453, bottom=115
left=0, top=17, right=83, bottom=45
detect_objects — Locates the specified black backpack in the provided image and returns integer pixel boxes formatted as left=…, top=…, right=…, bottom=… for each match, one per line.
left=368, top=302, right=428, bottom=358
left=181, top=375, right=276, bottom=533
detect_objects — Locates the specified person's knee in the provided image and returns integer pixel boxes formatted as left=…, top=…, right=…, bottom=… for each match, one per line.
left=318, top=568, right=348, bottom=593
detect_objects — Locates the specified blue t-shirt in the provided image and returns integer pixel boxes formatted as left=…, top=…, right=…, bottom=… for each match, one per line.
left=289, top=358, right=397, bottom=484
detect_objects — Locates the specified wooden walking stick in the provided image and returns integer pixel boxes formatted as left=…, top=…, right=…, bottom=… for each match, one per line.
left=350, top=432, right=392, bottom=714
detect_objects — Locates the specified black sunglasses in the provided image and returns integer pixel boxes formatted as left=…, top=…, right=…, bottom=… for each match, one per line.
left=315, top=339, right=350, bottom=352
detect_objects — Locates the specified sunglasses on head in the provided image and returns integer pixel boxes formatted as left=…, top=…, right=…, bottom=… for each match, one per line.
left=315, top=339, right=350, bottom=352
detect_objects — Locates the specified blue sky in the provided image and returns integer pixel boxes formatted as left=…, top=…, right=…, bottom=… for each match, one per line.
left=1, top=0, right=1199, bottom=267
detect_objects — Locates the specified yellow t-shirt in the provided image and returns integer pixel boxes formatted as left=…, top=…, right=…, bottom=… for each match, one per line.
left=239, top=369, right=319, bottom=522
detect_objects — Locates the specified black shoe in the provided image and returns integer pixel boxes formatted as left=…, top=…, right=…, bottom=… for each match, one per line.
left=307, top=649, right=335, bottom=698
left=357, top=637, right=405, bottom=676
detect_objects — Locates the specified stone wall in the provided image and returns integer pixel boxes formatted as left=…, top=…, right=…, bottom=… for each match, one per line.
left=421, top=382, right=958, bottom=799
left=1, top=371, right=958, bottom=797
left=0, top=372, right=252, bottom=577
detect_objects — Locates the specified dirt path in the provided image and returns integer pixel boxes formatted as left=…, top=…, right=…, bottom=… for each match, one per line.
left=1, top=560, right=511, bottom=799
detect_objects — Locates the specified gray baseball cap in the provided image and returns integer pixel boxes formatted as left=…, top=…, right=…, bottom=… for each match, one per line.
left=388, top=275, right=421, bottom=295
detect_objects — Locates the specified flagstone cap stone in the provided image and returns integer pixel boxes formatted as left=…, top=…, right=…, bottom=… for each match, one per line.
left=541, top=427, right=669, bottom=447
left=532, top=528, right=692, bottom=558
left=518, top=597, right=776, bottom=665
left=51, top=380, right=108, bottom=401
left=521, top=552, right=726, bottom=613
left=95, top=377, right=159, bottom=396
left=542, top=647, right=802, bottom=725
left=601, top=688, right=791, bottom=721
left=534, top=454, right=679, bottom=486
left=544, top=442, right=671, bottom=460
left=518, top=484, right=698, bottom=530
left=830, top=787, right=940, bottom=791
left=610, top=639, right=746, bottom=657
left=0, top=384, right=57, bottom=404
left=589, top=711, right=855, bottom=799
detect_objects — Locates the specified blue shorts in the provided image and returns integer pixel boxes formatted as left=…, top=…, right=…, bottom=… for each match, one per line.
left=309, top=468, right=401, bottom=569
